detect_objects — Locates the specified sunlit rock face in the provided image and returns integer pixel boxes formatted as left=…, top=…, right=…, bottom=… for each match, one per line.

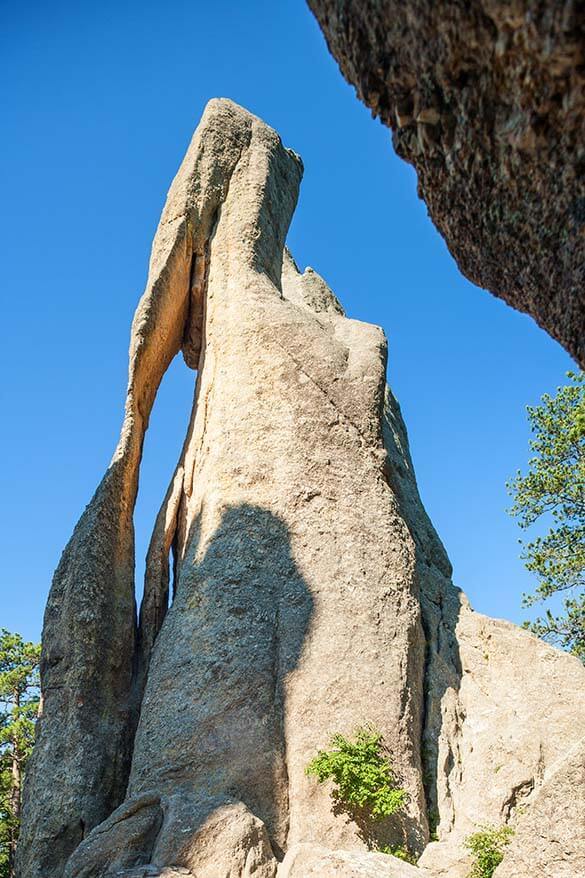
left=17, top=100, right=585, bottom=878
left=308, top=0, right=585, bottom=368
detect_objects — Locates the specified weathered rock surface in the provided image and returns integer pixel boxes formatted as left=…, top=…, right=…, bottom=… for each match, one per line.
left=70, top=798, right=278, bottom=878
left=18, top=98, right=585, bottom=878
left=19, top=99, right=428, bottom=875
left=125, top=99, right=429, bottom=861
left=307, top=0, right=585, bottom=367
left=423, top=602, right=585, bottom=843
left=63, top=794, right=163, bottom=877
left=382, top=365, right=585, bottom=875
left=278, top=843, right=422, bottom=877
left=494, top=738, right=585, bottom=878
left=18, top=97, right=258, bottom=878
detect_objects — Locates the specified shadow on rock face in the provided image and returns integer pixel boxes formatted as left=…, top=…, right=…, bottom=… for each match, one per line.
left=380, top=386, right=464, bottom=840
left=419, top=580, right=464, bottom=839
left=66, top=503, right=313, bottom=876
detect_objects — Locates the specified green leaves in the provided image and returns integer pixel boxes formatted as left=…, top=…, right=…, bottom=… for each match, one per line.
left=507, top=371, right=585, bottom=658
left=521, top=595, right=585, bottom=661
left=0, top=629, right=40, bottom=877
left=463, top=825, right=514, bottom=878
left=305, top=727, right=408, bottom=821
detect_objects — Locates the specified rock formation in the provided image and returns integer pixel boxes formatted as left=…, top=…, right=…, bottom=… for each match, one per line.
left=493, top=738, right=585, bottom=878
left=307, top=0, right=585, bottom=368
left=18, top=100, right=585, bottom=878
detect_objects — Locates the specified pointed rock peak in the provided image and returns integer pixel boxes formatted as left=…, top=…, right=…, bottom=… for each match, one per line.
left=281, top=246, right=345, bottom=315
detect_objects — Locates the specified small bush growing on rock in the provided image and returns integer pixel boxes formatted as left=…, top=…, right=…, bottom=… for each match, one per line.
left=464, top=824, right=514, bottom=878
left=305, top=726, right=408, bottom=820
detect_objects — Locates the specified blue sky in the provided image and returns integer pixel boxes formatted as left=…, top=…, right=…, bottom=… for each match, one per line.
left=1, top=0, right=574, bottom=643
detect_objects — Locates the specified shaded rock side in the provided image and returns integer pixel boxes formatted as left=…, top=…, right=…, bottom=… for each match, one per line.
left=64, top=797, right=277, bottom=878
left=307, top=0, right=585, bottom=367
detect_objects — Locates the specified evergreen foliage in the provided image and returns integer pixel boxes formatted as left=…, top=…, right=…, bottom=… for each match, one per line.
left=0, top=630, right=40, bottom=878
left=507, top=371, right=585, bottom=659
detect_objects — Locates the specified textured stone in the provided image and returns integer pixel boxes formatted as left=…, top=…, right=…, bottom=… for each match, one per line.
left=127, top=110, right=428, bottom=859
left=19, top=98, right=585, bottom=878
left=63, top=794, right=163, bottom=878
left=68, top=797, right=277, bottom=878
left=380, top=373, right=585, bottom=876
left=153, top=800, right=277, bottom=878
left=278, top=843, right=423, bottom=877
left=422, top=602, right=585, bottom=844
left=415, top=841, right=470, bottom=878
left=307, top=0, right=585, bottom=367
left=493, top=738, right=585, bottom=878
left=17, top=97, right=258, bottom=878
left=20, top=99, right=428, bottom=875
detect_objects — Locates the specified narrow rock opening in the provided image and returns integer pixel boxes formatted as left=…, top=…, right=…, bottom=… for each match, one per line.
left=133, top=353, right=195, bottom=611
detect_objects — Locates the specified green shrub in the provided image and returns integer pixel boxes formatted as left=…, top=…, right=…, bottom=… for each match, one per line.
left=463, top=825, right=514, bottom=878
left=305, top=727, right=408, bottom=820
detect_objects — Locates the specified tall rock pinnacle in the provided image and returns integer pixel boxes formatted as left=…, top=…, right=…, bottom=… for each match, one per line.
left=18, top=100, right=585, bottom=878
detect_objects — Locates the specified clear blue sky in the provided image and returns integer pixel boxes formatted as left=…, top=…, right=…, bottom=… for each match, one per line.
left=1, top=0, right=574, bottom=643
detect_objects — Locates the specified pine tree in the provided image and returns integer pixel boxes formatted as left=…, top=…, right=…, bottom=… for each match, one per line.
left=507, top=371, right=585, bottom=659
left=0, top=630, right=40, bottom=877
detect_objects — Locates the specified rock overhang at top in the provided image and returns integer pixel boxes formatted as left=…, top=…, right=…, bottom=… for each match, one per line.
left=307, top=0, right=585, bottom=367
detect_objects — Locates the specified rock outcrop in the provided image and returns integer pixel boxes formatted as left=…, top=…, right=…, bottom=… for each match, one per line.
left=307, top=0, right=585, bottom=368
left=18, top=100, right=585, bottom=878
left=493, top=738, right=585, bottom=878
left=278, top=843, right=421, bottom=877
